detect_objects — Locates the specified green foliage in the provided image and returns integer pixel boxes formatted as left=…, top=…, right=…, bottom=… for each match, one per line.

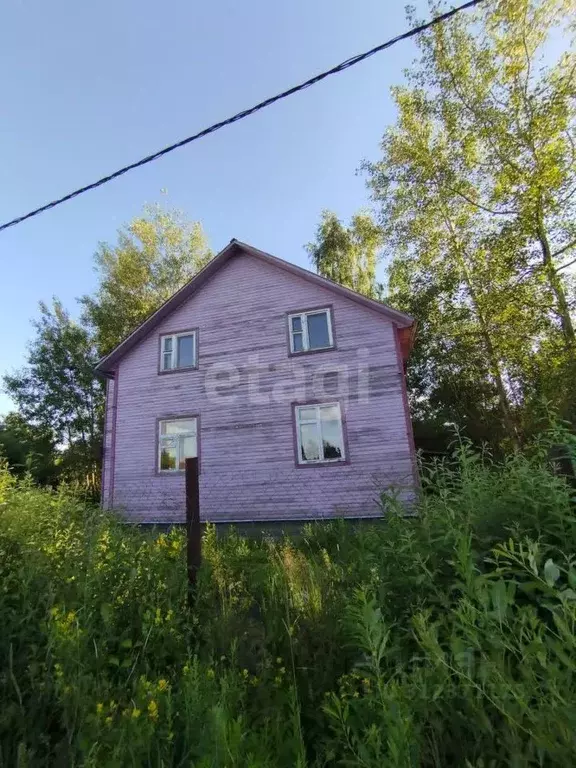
left=363, top=0, right=576, bottom=452
left=306, top=210, right=383, bottom=299
left=1, top=204, right=211, bottom=494
left=0, top=412, right=57, bottom=485
left=3, top=300, right=102, bottom=447
left=81, top=204, right=212, bottom=357
left=2, top=300, right=103, bottom=489
left=2, top=436, right=576, bottom=765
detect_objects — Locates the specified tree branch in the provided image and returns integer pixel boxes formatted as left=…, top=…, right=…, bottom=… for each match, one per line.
left=566, top=129, right=575, bottom=166
left=558, top=181, right=576, bottom=206
left=441, top=58, right=525, bottom=180
left=552, top=238, right=576, bottom=261
left=447, top=186, right=518, bottom=216
left=556, top=255, right=576, bottom=273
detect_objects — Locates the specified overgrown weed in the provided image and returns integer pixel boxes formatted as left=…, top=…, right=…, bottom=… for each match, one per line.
left=1, top=434, right=575, bottom=765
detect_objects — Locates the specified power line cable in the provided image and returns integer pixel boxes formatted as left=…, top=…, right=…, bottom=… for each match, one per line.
left=0, top=0, right=483, bottom=233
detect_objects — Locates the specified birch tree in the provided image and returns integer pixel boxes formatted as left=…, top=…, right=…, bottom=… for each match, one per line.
left=365, top=0, right=576, bottom=446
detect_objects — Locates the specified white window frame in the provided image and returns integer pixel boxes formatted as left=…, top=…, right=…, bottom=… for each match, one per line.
left=159, top=330, right=197, bottom=372
left=288, top=308, right=334, bottom=353
left=295, top=402, right=346, bottom=465
left=158, top=417, right=198, bottom=472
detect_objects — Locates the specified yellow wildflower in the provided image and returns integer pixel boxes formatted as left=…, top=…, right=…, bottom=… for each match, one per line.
left=96, top=703, right=104, bottom=715
left=131, top=708, right=141, bottom=719
left=157, top=679, right=169, bottom=692
left=148, top=700, right=158, bottom=721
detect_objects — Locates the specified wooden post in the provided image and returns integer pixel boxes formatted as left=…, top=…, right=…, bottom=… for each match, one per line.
left=185, top=457, right=201, bottom=608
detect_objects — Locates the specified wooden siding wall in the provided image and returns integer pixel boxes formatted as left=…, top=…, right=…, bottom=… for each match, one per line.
left=102, top=253, right=415, bottom=522
left=101, top=377, right=115, bottom=507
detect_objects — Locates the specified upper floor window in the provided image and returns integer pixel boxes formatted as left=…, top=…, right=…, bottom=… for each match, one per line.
left=294, top=402, right=346, bottom=465
left=160, top=330, right=197, bottom=372
left=288, top=308, right=334, bottom=354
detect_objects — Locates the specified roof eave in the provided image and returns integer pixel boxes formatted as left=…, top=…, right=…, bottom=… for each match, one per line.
left=94, top=241, right=238, bottom=374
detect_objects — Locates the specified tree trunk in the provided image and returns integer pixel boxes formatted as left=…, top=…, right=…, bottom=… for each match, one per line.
left=456, top=270, right=519, bottom=445
left=537, top=213, right=576, bottom=354
left=459, top=260, right=519, bottom=446
left=479, top=322, right=519, bottom=444
left=453, top=247, right=518, bottom=444
left=434, top=184, right=519, bottom=445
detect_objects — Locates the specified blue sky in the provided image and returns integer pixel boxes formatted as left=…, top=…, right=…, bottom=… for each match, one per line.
left=0, top=0, right=431, bottom=414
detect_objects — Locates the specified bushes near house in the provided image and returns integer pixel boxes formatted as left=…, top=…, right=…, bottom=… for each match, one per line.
left=1, top=435, right=576, bottom=767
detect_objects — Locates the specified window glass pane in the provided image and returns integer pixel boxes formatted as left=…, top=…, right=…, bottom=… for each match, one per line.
left=177, top=334, right=195, bottom=368
left=298, top=407, right=317, bottom=423
left=182, top=435, right=197, bottom=460
left=306, top=312, right=331, bottom=349
left=292, top=332, right=304, bottom=352
left=291, top=315, right=302, bottom=332
left=319, top=404, right=340, bottom=422
left=162, top=352, right=173, bottom=371
left=321, top=419, right=344, bottom=460
left=160, top=443, right=177, bottom=470
left=299, top=423, right=321, bottom=461
left=178, top=436, right=197, bottom=470
left=162, top=336, right=173, bottom=352
left=161, top=419, right=196, bottom=435
left=180, top=435, right=198, bottom=459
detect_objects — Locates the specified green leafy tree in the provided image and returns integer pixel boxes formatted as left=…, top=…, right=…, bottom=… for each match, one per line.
left=306, top=210, right=383, bottom=298
left=82, top=204, right=212, bottom=357
left=3, top=300, right=103, bottom=485
left=0, top=412, right=57, bottom=485
left=364, top=0, right=576, bottom=450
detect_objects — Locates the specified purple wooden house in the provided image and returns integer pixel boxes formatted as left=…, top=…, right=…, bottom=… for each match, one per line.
left=96, top=240, right=417, bottom=524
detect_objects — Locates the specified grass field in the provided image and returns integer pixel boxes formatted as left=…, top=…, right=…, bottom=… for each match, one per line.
left=1, top=434, right=576, bottom=767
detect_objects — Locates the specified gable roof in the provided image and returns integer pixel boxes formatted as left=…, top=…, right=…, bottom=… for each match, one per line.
left=95, top=239, right=414, bottom=375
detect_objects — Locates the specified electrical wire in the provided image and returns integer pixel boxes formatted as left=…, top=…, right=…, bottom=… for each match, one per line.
left=0, top=0, right=484, bottom=233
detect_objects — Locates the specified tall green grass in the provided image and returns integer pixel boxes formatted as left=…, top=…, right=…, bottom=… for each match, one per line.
left=1, top=434, right=576, bottom=766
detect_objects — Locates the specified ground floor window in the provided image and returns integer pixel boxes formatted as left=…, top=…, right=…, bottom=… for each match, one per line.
left=294, top=402, right=346, bottom=465
left=158, top=417, right=198, bottom=471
